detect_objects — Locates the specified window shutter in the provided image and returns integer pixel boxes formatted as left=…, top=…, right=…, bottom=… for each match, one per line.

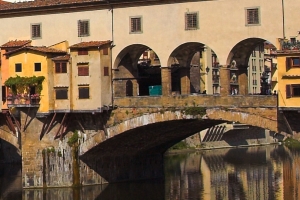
left=103, top=48, right=108, bottom=55
left=104, top=67, right=109, bottom=76
left=286, top=84, right=291, bottom=98
left=62, top=63, right=67, bottom=73
left=2, top=86, right=6, bottom=101
left=286, top=57, right=291, bottom=71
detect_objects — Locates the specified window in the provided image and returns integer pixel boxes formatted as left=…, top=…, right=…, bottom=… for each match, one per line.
left=31, top=23, right=41, bottom=39
left=78, top=49, right=88, bottom=55
left=34, top=63, right=41, bottom=71
left=104, top=67, right=109, bottom=76
left=15, top=63, right=22, bottom=72
left=78, top=64, right=89, bottom=76
left=78, top=20, right=90, bottom=37
left=286, top=57, right=300, bottom=70
left=130, top=17, right=142, bottom=33
left=55, top=88, right=68, bottom=99
left=55, top=62, right=67, bottom=73
left=286, top=84, right=300, bottom=98
left=79, top=86, right=89, bottom=99
left=185, top=12, right=198, bottom=30
left=246, top=8, right=260, bottom=25
left=103, top=48, right=108, bottom=55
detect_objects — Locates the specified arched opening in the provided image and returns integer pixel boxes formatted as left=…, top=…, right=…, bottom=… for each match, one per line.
left=167, top=42, right=220, bottom=95
left=113, top=44, right=161, bottom=97
left=226, top=38, right=277, bottom=96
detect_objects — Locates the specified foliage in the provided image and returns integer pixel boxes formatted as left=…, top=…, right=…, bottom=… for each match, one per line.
left=284, top=138, right=300, bottom=149
left=4, top=75, right=45, bottom=94
left=68, top=130, right=79, bottom=147
left=169, top=141, right=188, bottom=150
left=183, top=107, right=206, bottom=116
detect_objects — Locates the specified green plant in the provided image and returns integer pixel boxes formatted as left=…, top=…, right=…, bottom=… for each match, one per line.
left=47, top=146, right=55, bottom=154
left=4, top=75, right=45, bottom=95
left=170, top=141, right=188, bottom=150
left=125, top=110, right=129, bottom=115
left=57, top=150, right=62, bottom=157
left=184, top=107, right=206, bottom=116
left=68, top=130, right=79, bottom=147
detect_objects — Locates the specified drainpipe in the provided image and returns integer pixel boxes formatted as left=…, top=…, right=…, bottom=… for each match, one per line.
left=281, top=0, right=285, bottom=39
left=107, top=1, right=115, bottom=109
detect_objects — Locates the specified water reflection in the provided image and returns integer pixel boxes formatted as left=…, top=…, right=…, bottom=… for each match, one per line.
left=2, top=145, right=300, bottom=200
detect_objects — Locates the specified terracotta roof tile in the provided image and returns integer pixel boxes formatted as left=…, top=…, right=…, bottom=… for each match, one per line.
left=1, top=40, right=31, bottom=48
left=0, top=0, right=106, bottom=11
left=52, top=54, right=70, bottom=61
left=5, top=46, right=67, bottom=55
left=69, top=40, right=111, bottom=49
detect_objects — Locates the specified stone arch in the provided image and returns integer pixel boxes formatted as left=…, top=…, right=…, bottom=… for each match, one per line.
left=224, top=37, right=277, bottom=96
left=0, top=131, right=21, bottom=154
left=113, top=44, right=162, bottom=97
left=167, top=42, right=220, bottom=95
left=206, top=108, right=277, bottom=132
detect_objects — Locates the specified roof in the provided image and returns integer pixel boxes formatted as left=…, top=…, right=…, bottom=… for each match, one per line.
left=1, top=40, right=31, bottom=48
left=275, top=49, right=300, bottom=55
left=69, top=40, right=111, bottom=49
left=5, top=46, right=67, bottom=55
left=0, top=0, right=11, bottom=5
left=52, top=55, right=70, bottom=61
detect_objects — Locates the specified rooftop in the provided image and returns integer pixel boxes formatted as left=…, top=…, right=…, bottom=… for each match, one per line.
left=1, top=40, right=31, bottom=48
left=69, top=41, right=111, bottom=49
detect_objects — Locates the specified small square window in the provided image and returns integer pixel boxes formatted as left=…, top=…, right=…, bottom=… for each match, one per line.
left=55, top=62, right=67, bottom=73
left=79, top=86, right=89, bottom=99
left=78, top=20, right=90, bottom=37
left=246, top=8, right=260, bottom=25
left=103, top=48, right=108, bottom=55
left=185, top=12, right=198, bottom=30
left=15, top=63, right=22, bottom=72
left=130, top=17, right=142, bottom=33
left=55, top=88, right=68, bottom=99
left=31, top=23, right=42, bottom=39
left=78, top=64, right=89, bottom=76
left=34, top=63, right=41, bottom=71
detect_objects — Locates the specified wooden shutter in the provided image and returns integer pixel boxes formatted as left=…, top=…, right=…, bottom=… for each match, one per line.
left=104, top=67, right=109, bottom=76
left=61, top=63, right=67, bottom=73
left=286, top=84, right=292, bottom=98
left=103, top=48, right=108, bottom=55
left=2, top=86, right=6, bottom=101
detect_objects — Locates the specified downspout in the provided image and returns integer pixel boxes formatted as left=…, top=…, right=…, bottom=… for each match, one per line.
left=281, top=0, right=285, bottom=39
left=106, top=1, right=115, bottom=109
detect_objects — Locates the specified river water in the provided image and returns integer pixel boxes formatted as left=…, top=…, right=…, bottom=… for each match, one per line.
left=1, top=144, right=299, bottom=200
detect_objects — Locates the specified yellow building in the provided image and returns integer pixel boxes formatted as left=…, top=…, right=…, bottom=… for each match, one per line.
left=4, top=45, right=67, bottom=114
left=276, top=38, right=300, bottom=134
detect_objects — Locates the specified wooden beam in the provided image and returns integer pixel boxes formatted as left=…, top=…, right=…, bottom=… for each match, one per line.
left=23, top=107, right=31, bottom=131
left=54, top=113, right=67, bottom=139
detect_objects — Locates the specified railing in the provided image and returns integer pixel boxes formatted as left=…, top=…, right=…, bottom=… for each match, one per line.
left=6, top=96, right=40, bottom=106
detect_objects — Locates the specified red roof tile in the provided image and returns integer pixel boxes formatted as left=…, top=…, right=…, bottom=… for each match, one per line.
left=1, top=40, right=31, bottom=48
left=5, top=46, right=67, bottom=55
left=69, top=40, right=111, bottom=49
left=52, top=54, right=70, bottom=61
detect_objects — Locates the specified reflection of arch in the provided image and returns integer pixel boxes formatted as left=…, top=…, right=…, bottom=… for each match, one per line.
left=126, top=80, right=133, bottom=96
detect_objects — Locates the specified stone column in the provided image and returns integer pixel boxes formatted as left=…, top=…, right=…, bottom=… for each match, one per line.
left=161, top=67, right=172, bottom=96
left=180, top=67, right=191, bottom=95
left=131, top=79, right=138, bottom=96
left=219, top=65, right=230, bottom=96
left=238, top=66, right=248, bottom=95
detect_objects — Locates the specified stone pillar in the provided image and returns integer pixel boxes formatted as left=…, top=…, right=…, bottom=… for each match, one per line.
left=161, top=67, right=172, bottom=96
left=219, top=65, right=230, bottom=96
left=132, top=79, right=138, bottom=96
left=238, top=66, right=248, bottom=95
left=180, top=67, right=190, bottom=95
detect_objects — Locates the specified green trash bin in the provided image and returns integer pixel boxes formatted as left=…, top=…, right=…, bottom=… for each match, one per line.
left=149, top=85, right=162, bottom=96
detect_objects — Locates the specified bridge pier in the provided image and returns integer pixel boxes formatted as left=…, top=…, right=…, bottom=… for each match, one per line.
left=219, top=65, right=231, bottom=96
left=161, top=67, right=172, bottom=96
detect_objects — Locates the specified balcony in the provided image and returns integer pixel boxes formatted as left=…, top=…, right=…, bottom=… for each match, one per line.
left=6, top=95, right=40, bottom=107
left=281, top=40, right=300, bottom=50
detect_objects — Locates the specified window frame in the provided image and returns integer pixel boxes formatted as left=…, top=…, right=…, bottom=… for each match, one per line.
left=185, top=12, right=199, bottom=30
left=78, top=63, right=89, bottom=76
left=286, top=57, right=300, bottom=71
left=286, top=84, right=300, bottom=98
left=55, top=88, right=68, bottom=100
left=78, top=20, right=90, bottom=37
left=55, top=62, right=67, bottom=73
left=130, top=16, right=143, bottom=34
left=34, top=63, right=41, bottom=72
left=78, top=86, right=90, bottom=99
left=31, top=23, right=42, bottom=39
left=245, top=7, right=260, bottom=26
left=15, top=63, right=22, bottom=72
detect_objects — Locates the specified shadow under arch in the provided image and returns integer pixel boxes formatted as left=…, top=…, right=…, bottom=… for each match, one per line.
left=113, top=44, right=162, bottom=97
